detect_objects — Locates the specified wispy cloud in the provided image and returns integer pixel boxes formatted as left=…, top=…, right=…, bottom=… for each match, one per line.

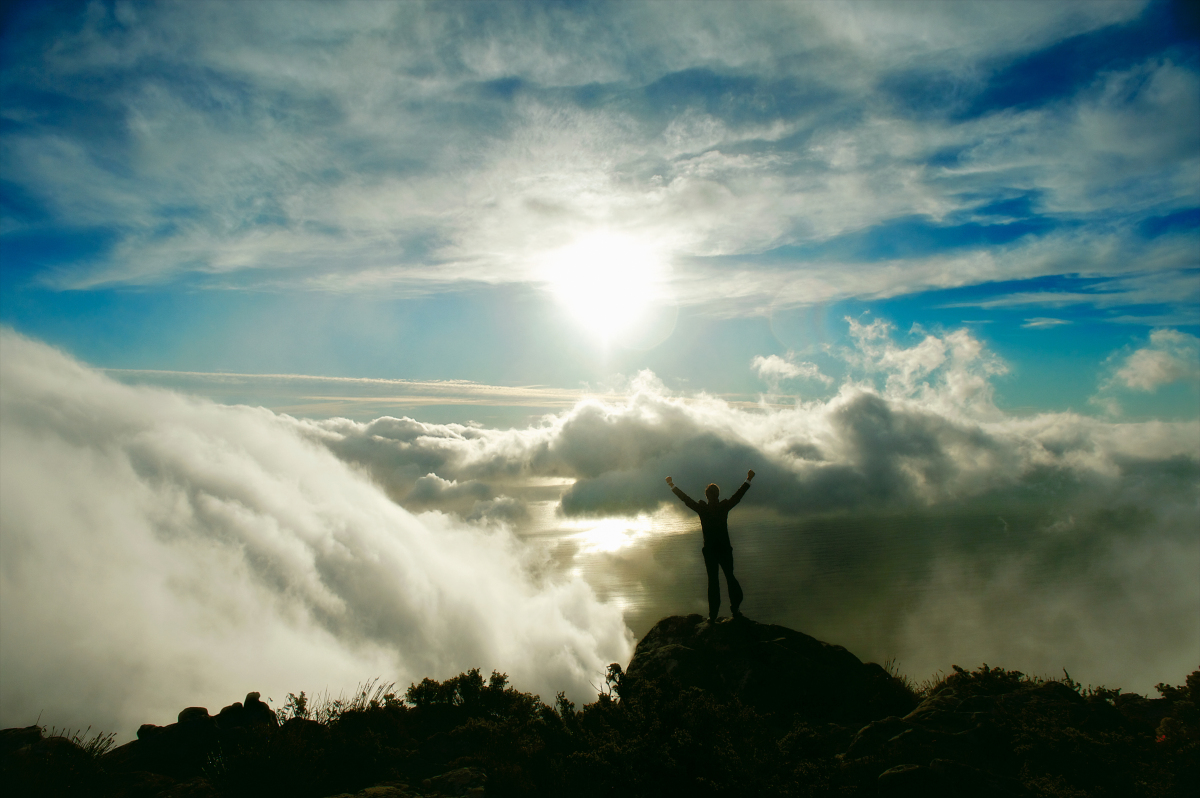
left=751, top=353, right=833, bottom=385
left=3, top=0, right=1194, bottom=320
left=105, top=368, right=589, bottom=416
left=1022, top=317, right=1072, bottom=329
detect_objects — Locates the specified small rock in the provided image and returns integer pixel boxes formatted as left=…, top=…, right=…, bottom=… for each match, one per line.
left=177, top=707, right=211, bottom=724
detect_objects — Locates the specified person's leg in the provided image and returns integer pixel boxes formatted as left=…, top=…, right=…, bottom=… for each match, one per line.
left=702, top=547, right=721, bottom=620
left=721, top=549, right=743, bottom=616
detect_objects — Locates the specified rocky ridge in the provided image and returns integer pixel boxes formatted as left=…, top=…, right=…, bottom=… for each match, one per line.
left=1, top=691, right=484, bottom=798
left=2, top=614, right=1195, bottom=797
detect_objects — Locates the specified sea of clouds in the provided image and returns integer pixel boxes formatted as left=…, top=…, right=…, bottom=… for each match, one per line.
left=0, top=329, right=631, bottom=741
left=2, top=324, right=1197, bottom=741
left=286, top=319, right=1200, bottom=693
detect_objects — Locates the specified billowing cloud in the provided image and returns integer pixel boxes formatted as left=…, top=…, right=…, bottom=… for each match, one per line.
left=3, top=321, right=1197, bottom=741
left=1113, top=328, right=1200, bottom=391
left=283, top=321, right=1198, bottom=694
left=0, top=330, right=630, bottom=741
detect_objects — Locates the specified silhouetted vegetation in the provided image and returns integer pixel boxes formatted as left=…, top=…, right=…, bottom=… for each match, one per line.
left=3, top=639, right=1197, bottom=796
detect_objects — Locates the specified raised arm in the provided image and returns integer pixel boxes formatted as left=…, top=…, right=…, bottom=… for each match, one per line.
left=665, top=476, right=700, bottom=511
left=724, top=470, right=754, bottom=509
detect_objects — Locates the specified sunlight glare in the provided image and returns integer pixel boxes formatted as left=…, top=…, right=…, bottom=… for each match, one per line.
left=541, top=232, right=667, bottom=344
left=568, top=515, right=655, bottom=554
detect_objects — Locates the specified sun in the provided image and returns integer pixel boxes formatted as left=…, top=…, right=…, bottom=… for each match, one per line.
left=540, top=231, right=667, bottom=344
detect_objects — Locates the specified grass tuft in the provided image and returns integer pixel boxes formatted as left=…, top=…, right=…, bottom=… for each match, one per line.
left=41, top=725, right=116, bottom=758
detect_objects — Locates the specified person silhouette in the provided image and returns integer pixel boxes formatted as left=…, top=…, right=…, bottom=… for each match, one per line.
left=666, top=470, right=755, bottom=621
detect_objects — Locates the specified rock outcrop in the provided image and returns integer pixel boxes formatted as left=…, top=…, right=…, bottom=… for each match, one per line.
left=2, top=621, right=1193, bottom=797
left=621, top=613, right=917, bottom=723
left=100, top=690, right=278, bottom=785
left=0, top=725, right=102, bottom=793
left=2, top=686, right=488, bottom=798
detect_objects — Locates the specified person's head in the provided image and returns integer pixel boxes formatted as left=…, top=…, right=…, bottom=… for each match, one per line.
left=705, top=483, right=720, bottom=502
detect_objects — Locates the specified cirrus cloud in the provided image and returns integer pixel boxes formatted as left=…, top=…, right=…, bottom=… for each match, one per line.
left=3, top=0, right=1194, bottom=320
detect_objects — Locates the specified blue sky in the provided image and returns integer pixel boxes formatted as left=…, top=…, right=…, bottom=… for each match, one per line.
left=1, top=0, right=1197, bottom=422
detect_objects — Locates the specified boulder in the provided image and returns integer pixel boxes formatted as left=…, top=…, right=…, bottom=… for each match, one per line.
left=177, top=707, right=211, bottom=724
left=100, top=739, right=151, bottom=775
left=0, top=725, right=44, bottom=757
left=127, top=715, right=220, bottom=780
left=0, top=729, right=100, bottom=793
left=214, top=692, right=278, bottom=731
left=622, top=614, right=916, bottom=723
left=842, top=715, right=909, bottom=759
left=102, top=691, right=279, bottom=782
left=242, top=692, right=277, bottom=727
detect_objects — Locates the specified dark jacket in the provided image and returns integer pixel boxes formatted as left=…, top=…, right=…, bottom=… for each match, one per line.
left=671, top=481, right=751, bottom=551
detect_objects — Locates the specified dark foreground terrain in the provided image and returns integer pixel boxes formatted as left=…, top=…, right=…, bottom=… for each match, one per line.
left=3, top=615, right=1197, bottom=797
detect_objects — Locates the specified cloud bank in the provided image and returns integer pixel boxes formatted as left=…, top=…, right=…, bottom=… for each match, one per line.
left=3, top=321, right=1196, bottom=740
left=286, top=322, right=1199, bottom=694
left=0, top=330, right=630, bottom=741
